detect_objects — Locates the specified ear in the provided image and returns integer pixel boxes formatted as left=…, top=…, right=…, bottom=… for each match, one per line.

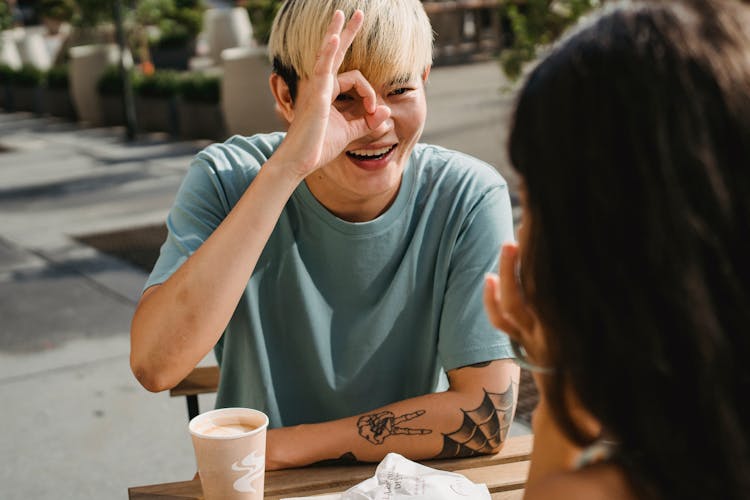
left=421, top=66, right=431, bottom=83
left=269, top=73, right=295, bottom=123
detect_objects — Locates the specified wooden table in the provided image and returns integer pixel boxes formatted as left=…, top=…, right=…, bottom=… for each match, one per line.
left=129, top=434, right=532, bottom=499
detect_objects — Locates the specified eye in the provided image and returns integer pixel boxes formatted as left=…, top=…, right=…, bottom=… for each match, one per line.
left=389, top=88, right=411, bottom=96
left=335, top=93, right=355, bottom=102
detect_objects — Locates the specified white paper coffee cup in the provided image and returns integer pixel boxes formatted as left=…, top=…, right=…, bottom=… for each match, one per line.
left=189, top=407, right=269, bottom=500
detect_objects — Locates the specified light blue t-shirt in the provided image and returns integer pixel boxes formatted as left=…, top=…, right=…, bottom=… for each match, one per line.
left=145, top=133, right=514, bottom=428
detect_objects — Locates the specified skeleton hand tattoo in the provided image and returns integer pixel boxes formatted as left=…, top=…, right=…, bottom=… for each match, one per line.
left=357, top=410, right=432, bottom=445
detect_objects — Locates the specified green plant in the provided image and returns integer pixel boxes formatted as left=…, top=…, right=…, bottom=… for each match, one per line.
left=134, top=69, right=181, bottom=98
left=135, top=0, right=173, bottom=25
left=177, top=72, right=220, bottom=103
left=244, top=0, right=283, bottom=45
left=173, top=0, right=204, bottom=35
left=46, top=65, right=70, bottom=90
left=155, top=18, right=192, bottom=48
left=97, top=65, right=142, bottom=95
left=0, top=64, right=14, bottom=84
left=0, top=1, right=13, bottom=31
left=498, top=0, right=602, bottom=80
left=7, top=65, right=47, bottom=88
left=39, top=0, right=76, bottom=22
left=72, top=0, right=115, bottom=28
left=136, top=0, right=205, bottom=49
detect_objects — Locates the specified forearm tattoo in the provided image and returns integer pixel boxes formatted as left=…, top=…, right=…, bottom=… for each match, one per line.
left=357, top=410, right=432, bottom=445
left=433, top=382, right=516, bottom=459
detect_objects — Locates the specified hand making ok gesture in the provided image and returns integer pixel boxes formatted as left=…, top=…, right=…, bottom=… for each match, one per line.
left=273, top=9, right=392, bottom=180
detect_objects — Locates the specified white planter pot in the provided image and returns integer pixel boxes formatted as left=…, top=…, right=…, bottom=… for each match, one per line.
left=204, top=7, right=255, bottom=65
left=68, top=44, right=131, bottom=126
left=220, top=46, right=282, bottom=137
left=0, top=31, right=22, bottom=70
left=17, top=32, right=52, bottom=70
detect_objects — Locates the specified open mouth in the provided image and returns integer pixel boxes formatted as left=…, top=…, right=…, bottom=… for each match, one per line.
left=345, top=144, right=397, bottom=161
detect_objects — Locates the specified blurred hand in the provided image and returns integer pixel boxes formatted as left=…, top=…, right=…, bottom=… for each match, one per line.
left=273, top=9, right=391, bottom=180
left=485, top=244, right=603, bottom=483
left=483, top=243, right=549, bottom=368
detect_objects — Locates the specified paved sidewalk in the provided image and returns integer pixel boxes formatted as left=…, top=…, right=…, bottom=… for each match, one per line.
left=0, top=60, right=527, bottom=500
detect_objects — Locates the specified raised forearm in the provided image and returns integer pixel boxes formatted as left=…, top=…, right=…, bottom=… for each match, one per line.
left=130, top=159, right=301, bottom=391
left=266, top=361, right=520, bottom=469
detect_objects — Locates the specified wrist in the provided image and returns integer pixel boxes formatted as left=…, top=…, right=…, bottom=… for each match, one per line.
left=266, top=426, right=299, bottom=470
left=262, top=155, right=307, bottom=188
left=266, top=422, right=348, bottom=470
left=266, top=424, right=318, bottom=470
left=267, top=138, right=320, bottom=184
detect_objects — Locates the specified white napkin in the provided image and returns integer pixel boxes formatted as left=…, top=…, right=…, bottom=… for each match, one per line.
left=283, top=453, right=490, bottom=500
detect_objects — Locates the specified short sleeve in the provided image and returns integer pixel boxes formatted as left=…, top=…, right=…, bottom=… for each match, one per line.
left=141, top=134, right=281, bottom=292
left=143, top=158, right=232, bottom=291
left=437, top=184, right=516, bottom=371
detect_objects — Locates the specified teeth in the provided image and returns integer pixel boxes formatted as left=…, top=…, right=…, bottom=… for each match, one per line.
left=348, top=145, right=394, bottom=157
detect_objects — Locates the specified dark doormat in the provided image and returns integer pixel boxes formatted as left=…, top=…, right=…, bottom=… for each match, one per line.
left=75, top=223, right=166, bottom=273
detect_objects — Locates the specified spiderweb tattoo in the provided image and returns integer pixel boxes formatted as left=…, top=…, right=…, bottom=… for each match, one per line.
left=434, top=383, right=516, bottom=458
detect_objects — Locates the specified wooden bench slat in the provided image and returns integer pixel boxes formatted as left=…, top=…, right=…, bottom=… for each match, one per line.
left=457, top=461, right=531, bottom=492
left=169, top=366, right=220, bottom=397
left=492, top=490, right=525, bottom=500
left=128, top=479, right=201, bottom=499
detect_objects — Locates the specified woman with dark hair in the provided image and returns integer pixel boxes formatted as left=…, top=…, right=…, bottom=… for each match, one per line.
left=484, top=0, right=750, bottom=498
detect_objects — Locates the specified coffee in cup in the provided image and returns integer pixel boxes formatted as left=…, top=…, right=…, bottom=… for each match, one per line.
left=189, top=407, right=269, bottom=500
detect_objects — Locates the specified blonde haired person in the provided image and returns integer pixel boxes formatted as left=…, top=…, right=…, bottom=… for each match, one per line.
left=131, top=0, right=519, bottom=469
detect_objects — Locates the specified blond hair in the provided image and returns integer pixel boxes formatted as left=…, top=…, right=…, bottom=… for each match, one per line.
left=268, top=0, right=433, bottom=90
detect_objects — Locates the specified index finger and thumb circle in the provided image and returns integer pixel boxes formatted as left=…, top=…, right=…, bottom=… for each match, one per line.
left=312, top=10, right=390, bottom=134
left=335, top=69, right=392, bottom=134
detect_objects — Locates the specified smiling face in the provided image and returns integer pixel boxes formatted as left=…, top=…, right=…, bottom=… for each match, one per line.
left=299, top=70, right=428, bottom=221
left=267, top=0, right=433, bottom=221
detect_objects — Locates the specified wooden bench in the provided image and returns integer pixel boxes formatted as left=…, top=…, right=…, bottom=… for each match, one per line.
left=169, top=365, right=220, bottom=421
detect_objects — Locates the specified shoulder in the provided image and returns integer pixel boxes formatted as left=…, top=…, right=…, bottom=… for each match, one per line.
left=192, top=132, right=286, bottom=175
left=412, top=143, right=508, bottom=193
left=524, top=464, right=636, bottom=500
left=177, top=133, right=285, bottom=205
left=410, top=144, right=513, bottom=236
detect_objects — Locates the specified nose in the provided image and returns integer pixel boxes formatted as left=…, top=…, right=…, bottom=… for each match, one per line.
left=367, top=109, right=394, bottom=139
left=367, top=93, right=394, bottom=136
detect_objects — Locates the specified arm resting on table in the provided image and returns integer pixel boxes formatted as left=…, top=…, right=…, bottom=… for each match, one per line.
left=266, top=359, right=520, bottom=470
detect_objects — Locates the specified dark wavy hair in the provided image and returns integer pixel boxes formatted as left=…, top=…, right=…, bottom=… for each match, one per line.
left=508, top=0, right=750, bottom=498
